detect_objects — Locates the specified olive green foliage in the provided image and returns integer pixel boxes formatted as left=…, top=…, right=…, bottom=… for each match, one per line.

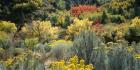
left=97, top=0, right=112, bottom=5
left=109, top=14, right=126, bottom=23
left=48, top=11, right=72, bottom=28
left=80, top=12, right=102, bottom=21
left=51, top=40, right=73, bottom=60
left=103, top=0, right=135, bottom=19
left=101, top=11, right=109, bottom=24
left=47, top=0, right=66, bottom=10
left=24, top=38, right=39, bottom=49
left=0, top=31, right=10, bottom=49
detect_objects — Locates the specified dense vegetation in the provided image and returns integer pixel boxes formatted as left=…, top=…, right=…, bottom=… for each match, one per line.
left=0, top=0, right=140, bottom=70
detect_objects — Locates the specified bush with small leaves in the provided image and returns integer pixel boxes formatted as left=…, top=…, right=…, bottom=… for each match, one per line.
left=24, top=38, right=39, bottom=49
left=50, top=40, right=73, bottom=60
left=0, top=21, right=17, bottom=33
left=129, top=17, right=140, bottom=36
left=0, top=31, right=11, bottom=49
left=49, top=11, right=72, bottom=28
left=66, top=18, right=92, bottom=39
left=21, top=21, right=60, bottom=42
left=109, top=14, right=126, bottom=23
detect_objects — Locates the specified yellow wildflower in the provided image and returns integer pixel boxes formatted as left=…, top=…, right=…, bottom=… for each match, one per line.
left=135, top=54, right=140, bottom=59
left=69, top=64, right=75, bottom=69
left=79, top=68, right=85, bottom=70
left=5, top=58, right=14, bottom=67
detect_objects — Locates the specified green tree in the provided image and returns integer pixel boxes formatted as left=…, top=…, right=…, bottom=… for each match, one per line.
left=101, top=11, right=109, bottom=24
left=0, top=0, right=43, bottom=25
left=135, top=0, right=140, bottom=16
left=65, top=0, right=72, bottom=10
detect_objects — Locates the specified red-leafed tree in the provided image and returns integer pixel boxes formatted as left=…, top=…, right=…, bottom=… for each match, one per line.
left=70, top=5, right=100, bottom=16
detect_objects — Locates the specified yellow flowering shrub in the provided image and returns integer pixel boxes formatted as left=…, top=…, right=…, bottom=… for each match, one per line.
left=127, top=47, right=134, bottom=53
left=135, top=54, right=140, bottom=59
left=66, top=18, right=92, bottom=39
left=0, top=21, right=17, bottom=33
left=21, top=21, right=60, bottom=41
left=58, top=16, right=65, bottom=25
left=115, top=23, right=129, bottom=39
left=130, top=17, right=140, bottom=28
left=112, top=17, right=140, bottom=39
left=4, top=58, right=14, bottom=67
left=50, top=56, right=94, bottom=70
left=104, top=0, right=134, bottom=10
left=129, top=17, right=140, bottom=36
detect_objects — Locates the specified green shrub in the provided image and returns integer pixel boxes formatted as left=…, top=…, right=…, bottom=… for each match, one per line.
left=0, top=21, right=17, bottom=33
left=50, top=15, right=58, bottom=26
left=0, top=31, right=11, bottom=49
left=50, top=40, right=73, bottom=60
left=49, top=11, right=72, bottom=28
left=101, top=11, right=109, bottom=24
left=24, top=38, right=39, bottom=49
left=109, top=14, right=126, bottom=23
left=21, top=21, right=60, bottom=42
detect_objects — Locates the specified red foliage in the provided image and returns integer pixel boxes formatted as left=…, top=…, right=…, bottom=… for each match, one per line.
left=70, top=5, right=100, bottom=16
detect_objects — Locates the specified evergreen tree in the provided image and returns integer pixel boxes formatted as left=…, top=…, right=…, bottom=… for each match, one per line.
left=65, top=0, right=72, bottom=10
left=0, top=0, right=43, bottom=25
left=135, top=0, right=140, bottom=16
left=101, top=11, right=109, bottom=24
